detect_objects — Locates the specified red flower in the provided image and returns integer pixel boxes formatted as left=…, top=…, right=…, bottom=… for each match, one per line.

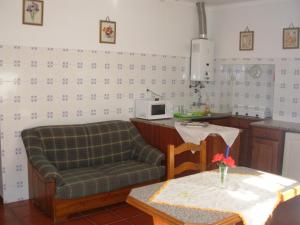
left=212, top=153, right=224, bottom=163
left=223, top=157, right=236, bottom=168
left=211, top=153, right=236, bottom=168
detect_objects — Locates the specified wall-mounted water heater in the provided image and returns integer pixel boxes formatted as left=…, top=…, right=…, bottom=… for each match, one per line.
left=190, top=39, right=214, bottom=81
left=190, top=2, right=214, bottom=82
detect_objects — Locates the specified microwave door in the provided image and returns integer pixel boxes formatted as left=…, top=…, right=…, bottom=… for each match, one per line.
left=151, top=104, right=165, bottom=116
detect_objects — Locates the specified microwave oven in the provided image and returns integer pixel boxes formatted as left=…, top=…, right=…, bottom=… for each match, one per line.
left=135, top=99, right=172, bottom=120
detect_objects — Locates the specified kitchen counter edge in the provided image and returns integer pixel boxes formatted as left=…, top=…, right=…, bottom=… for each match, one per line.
left=250, top=120, right=300, bottom=133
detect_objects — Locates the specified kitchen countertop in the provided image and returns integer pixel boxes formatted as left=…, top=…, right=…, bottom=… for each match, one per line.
left=131, top=113, right=232, bottom=129
left=250, top=119, right=300, bottom=133
left=131, top=115, right=300, bottom=133
left=130, top=117, right=179, bottom=128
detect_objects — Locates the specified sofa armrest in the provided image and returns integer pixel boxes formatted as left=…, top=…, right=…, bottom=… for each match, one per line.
left=29, top=152, right=64, bottom=186
left=128, top=123, right=165, bottom=166
left=22, top=129, right=64, bottom=186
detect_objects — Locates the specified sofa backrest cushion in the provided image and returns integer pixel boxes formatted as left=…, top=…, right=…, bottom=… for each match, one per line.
left=27, top=120, right=134, bottom=170
left=85, top=121, right=133, bottom=166
left=35, top=125, right=91, bottom=170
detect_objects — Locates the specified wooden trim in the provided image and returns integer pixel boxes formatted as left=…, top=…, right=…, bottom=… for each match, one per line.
left=127, top=195, right=242, bottom=225
left=53, top=179, right=160, bottom=222
left=280, top=185, right=300, bottom=202
left=174, top=162, right=202, bottom=175
left=28, top=162, right=161, bottom=223
left=173, top=143, right=201, bottom=156
left=153, top=216, right=176, bottom=225
left=199, top=141, right=207, bottom=172
left=127, top=196, right=185, bottom=225
left=28, top=163, right=55, bottom=217
left=167, top=145, right=175, bottom=179
left=167, top=141, right=207, bottom=180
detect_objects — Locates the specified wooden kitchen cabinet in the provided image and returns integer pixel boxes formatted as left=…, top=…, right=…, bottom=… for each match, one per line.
left=131, top=118, right=240, bottom=173
left=251, top=138, right=280, bottom=173
left=228, top=117, right=262, bottom=167
left=207, top=117, right=230, bottom=126
left=251, top=126, right=285, bottom=174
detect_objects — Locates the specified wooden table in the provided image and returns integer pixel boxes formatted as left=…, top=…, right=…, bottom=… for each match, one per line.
left=127, top=167, right=300, bottom=225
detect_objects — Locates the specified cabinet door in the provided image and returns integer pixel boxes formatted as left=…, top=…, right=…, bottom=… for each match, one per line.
left=238, top=129, right=250, bottom=167
left=251, top=137, right=280, bottom=174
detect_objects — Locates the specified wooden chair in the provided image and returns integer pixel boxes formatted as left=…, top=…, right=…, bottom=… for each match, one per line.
left=167, top=141, right=207, bottom=179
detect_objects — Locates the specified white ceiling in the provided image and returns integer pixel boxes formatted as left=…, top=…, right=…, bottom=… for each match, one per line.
left=178, top=0, right=260, bottom=5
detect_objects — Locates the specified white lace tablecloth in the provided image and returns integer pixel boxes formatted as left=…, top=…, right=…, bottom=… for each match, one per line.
left=174, top=122, right=239, bottom=147
left=149, top=169, right=298, bottom=225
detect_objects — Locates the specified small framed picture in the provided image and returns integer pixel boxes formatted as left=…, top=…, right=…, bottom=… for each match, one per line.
left=22, top=0, right=44, bottom=26
left=283, top=28, right=299, bottom=49
left=240, top=31, right=254, bottom=51
left=100, top=20, right=116, bottom=44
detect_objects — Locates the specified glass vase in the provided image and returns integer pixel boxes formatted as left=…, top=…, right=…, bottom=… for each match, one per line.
left=219, top=165, right=228, bottom=187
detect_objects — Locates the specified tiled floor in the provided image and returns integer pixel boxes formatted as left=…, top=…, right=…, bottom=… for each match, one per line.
left=1, top=196, right=300, bottom=225
left=0, top=200, right=153, bottom=225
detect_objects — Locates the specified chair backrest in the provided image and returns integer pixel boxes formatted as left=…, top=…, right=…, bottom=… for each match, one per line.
left=167, top=141, right=207, bottom=179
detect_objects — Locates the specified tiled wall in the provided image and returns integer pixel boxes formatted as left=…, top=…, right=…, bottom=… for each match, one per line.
left=273, top=58, right=300, bottom=123
left=203, top=58, right=299, bottom=123
left=230, top=64, right=274, bottom=117
left=0, top=44, right=299, bottom=203
left=0, top=44, right=195, bottom=203
left=203, top=63, right=275, bottom=117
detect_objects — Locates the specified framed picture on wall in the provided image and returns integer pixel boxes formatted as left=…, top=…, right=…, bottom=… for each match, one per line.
left=100, top=20, right=116, bottom=44
left=22, top=0, right=44, bottom=26
left=283, top=27, right=299, bottom=49
left=239, top=31, right=254, bottom=51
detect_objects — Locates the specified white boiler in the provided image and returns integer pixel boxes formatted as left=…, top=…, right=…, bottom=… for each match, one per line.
left=190, top=39, right=214, bottom=82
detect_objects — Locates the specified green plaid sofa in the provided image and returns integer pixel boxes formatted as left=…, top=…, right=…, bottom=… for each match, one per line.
left=22, top=120, right=165, bottom=200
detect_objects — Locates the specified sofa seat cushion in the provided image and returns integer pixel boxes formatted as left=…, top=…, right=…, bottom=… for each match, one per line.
left=56, top=160, right=165, bottom=199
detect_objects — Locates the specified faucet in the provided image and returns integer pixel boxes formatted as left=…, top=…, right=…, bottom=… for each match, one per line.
left=190, top=81, right=206, bottom=107
left=192, top=93, right=206, bottom=107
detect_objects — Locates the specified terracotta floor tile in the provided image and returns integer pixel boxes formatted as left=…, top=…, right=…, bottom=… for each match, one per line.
left=128, top=214, right=153, bottom=225
left=1, top=197, right=300, bottom=225
left=58, top=218, right=95, bottom=225
left=81, top=206, right=107, bottom=216
left=108, top=220, right=132, bottom=225
left=105, top=202, right=128, bottom=210
left=10, top=203, right=45, bottom=218
left=110, top=205, right=144, bottom=219
left=0, top=207, right=23, bottom=225
left=20, top=213, right=53, bottom=225
left=0, top=206, right=15, bottom=220
left=1, top=218, right=23, bottom=225
left=87, top=210, right=122, bottom=225
left=7, top=200, right=32, bottom=208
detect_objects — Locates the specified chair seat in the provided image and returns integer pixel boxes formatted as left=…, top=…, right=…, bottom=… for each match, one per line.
left=56, top=160, right=165, bottom=199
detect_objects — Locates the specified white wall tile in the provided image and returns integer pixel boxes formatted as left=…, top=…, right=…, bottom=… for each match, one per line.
left=0, top=44, right=196, bottom=203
